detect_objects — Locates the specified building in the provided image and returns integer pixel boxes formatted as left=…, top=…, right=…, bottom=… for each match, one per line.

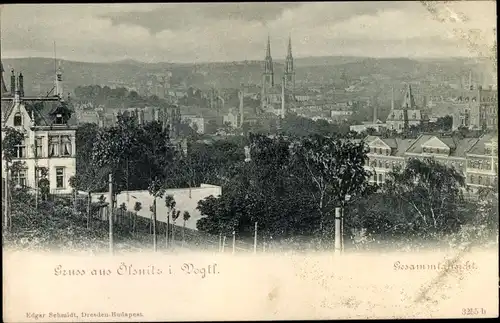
left=223, top=108, right=240, bottom=129
left=364, top=132, right=498, bottom=192
left=350, top=120, right=387, bottom=134
left=1, top=64, right=77, bottom=194
left=91, top=184, right=222, bottom=231
left=260, top=35, right=296, bottom=114
left=385, top=84, right=428, bottom=132
left=465, top=132, right=498, bottom=191
left=181, top=115, right=206, bottom=134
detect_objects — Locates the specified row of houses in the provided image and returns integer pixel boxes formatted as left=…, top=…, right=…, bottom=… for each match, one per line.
left=364, top=132, right=498, bottom=192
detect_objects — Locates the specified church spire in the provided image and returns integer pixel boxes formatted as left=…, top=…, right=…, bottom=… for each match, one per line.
left=287, top=34, right=293, bottom=58
left=262, top=34, right=274, bottom=89
left=266, top=34, right=271, bottom=58
left=284, top=34, right=295, bottom=90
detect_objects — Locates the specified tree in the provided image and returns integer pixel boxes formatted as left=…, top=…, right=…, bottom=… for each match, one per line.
left=164, top=195, right=176, bottom=246
left=119, top=202, right=127, bottom=224
left=182, top=211, right=191, bottom=247
left=2, top=127, right=24, bottom=231
left=292, top=135, right=373, bottom=241
left=172, top=209, right=181, bottom=244
left=381, top=158, right=469, bottom=237
left=133, top=201, right=142, bottom=235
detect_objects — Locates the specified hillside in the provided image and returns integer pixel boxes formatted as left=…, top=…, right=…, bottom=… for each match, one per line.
left=1, top=56, right=495, bottom=96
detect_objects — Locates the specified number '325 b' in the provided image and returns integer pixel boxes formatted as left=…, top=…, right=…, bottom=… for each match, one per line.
left=462, top=308, right=486, bottom=315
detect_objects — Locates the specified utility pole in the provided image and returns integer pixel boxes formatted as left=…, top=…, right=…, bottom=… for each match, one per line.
left=166, top=207, right=170, bottom=250
left=4, top=168, right=10, bottom=232
left=153, top=198, right=157, bottom=252
left=232, top=230, right=236, bottom=255
left=253, top=221, right=258, bottom=254
left=334, top=207, right=341, bottom=255
left=73, top=188, right=77, bottom=214
left=108, top=173, right=114, bottom=255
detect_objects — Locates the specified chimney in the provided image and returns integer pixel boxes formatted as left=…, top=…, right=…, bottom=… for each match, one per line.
left=18, top=72, right=24, bottom=97
left=14, top=73, right=20, bottom=103
left=175, top=106, right=181, bottom=137
left=154, top=108, right=160, bottom=122
left=281, top=77, right=285, bottom=119
left=10, top=69, right=15, bottom=95
left=469, top=70, right=473, bottom=90
left=138, top=110, right=144, bottom=125
left=56, top=66, right=63, bottom=98
left=391, top=87, right=395, bottom=111
left=239, top=84, right=244, bottom=128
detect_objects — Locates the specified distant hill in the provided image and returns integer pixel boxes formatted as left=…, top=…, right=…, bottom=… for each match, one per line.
left=1, top=56, right=495, bottom=96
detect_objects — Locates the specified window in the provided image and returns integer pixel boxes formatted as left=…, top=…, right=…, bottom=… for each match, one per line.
left=470, top=175, right=475, bottom=184
left=12, top=169, right=27, bottom=187
left=15, top=141, right=26, bottom=158
left=35, top=137, right=43, bottom=158
left=478, top=176, right=483, bottom=185
left=56, top=167, right=65, bottom=189
left=436, top=149, right=440, bottom=154
left=378, top=148, right=382, bottom=155
left=55, top=114, right=64, bottom=125
left=61, top=136, right=72, bottom=156
left=13, top=112, right=22, bottom=126
left=49, top=136, right=60, bottom=157
left=378, top=174, right=383, bottom=183
left=35, top=167, right=40, bottom=187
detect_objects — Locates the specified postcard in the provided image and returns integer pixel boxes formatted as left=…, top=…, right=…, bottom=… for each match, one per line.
left=1, top=2, right=498, bottom=321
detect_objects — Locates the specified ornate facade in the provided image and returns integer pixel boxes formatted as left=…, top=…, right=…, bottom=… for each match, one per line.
left=1, top=64, right=77, bottom=194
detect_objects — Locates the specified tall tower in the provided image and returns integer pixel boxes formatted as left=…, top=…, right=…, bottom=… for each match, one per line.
left=284, top=35, right=295, bottom=90
left=402, top=83, right=415, bottom=132
left=239, top=84, right=244, bottom=128
left=56, top=64, right=63, bottom=99
left=0, top=62, right=7, bottom=96
left=281, top=76, right=286, bottom=119
left=262, top=35, right=274, bottom=90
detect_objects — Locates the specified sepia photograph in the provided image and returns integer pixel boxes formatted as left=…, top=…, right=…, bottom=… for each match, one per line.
left=1, top=1, right=498, bottom=321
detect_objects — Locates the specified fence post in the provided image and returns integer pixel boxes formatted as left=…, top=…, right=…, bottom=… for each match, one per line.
left=232, top=230, right=236, bottom=255
left=108, top=174, right=114, bottom=255
left=334, top=207, right=341, bottom=255
left=253, top=222, right=258, bottom=254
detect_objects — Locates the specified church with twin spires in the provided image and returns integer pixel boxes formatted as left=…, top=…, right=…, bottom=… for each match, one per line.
left=260, top=35, right=296, bottom=114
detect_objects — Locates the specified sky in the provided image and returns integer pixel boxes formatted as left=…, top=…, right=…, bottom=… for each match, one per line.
left=0, top=2, right=497, bottom=63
